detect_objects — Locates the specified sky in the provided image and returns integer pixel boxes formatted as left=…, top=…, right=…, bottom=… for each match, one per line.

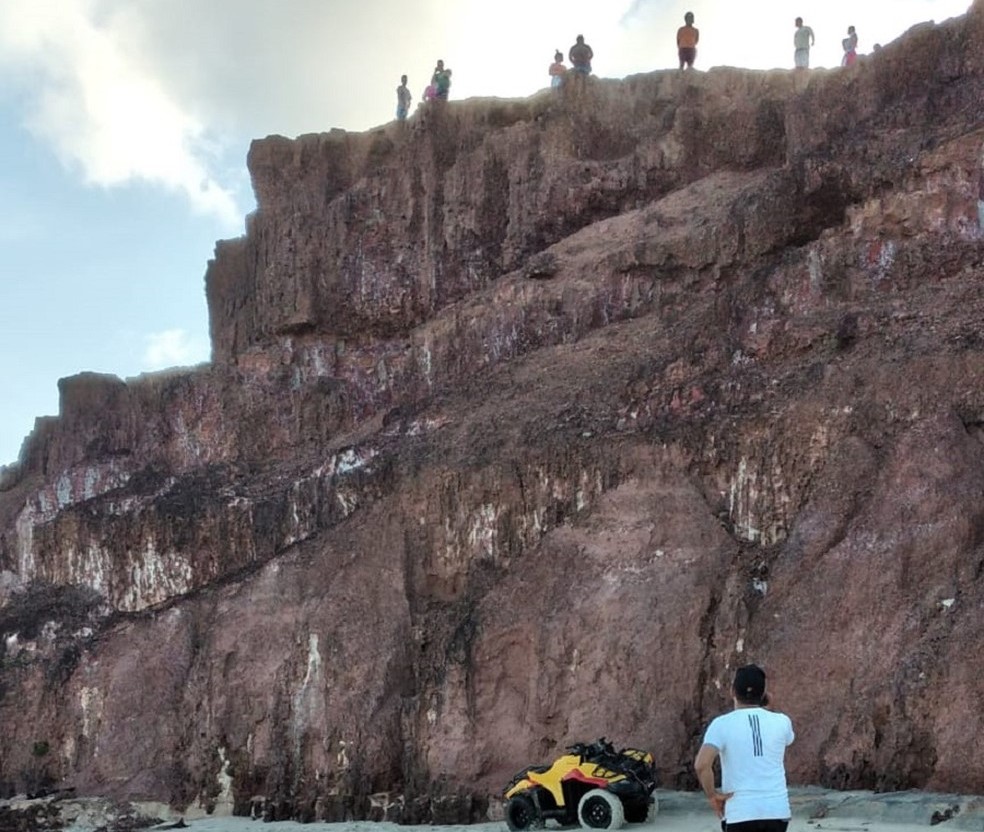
left=0, top=0, right=973, bottom=467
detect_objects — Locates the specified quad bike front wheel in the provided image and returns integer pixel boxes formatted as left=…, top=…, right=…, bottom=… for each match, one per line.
left=624, top=797, right=658, bottom=823
left=578, top=789, right=625, bottom=830
left=506, top=794, right=543, bottom=831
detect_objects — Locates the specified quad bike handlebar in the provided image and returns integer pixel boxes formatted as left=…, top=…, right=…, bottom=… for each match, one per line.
left=567, top=738, right=618, bottom=762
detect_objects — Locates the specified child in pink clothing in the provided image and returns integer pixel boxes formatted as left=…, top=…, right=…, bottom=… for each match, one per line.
left=549, top=51, right=566, bottom=88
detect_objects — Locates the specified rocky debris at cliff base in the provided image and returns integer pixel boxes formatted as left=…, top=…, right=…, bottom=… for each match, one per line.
left=0, top=795, right=164, bottom=831
left=3, top=790, right=984, bottom=832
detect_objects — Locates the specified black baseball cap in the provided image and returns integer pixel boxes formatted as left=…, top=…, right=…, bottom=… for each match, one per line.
left=733, top=665, right=766, bottom=702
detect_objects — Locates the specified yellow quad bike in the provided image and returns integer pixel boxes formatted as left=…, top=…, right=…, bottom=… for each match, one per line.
left=503, top=738, right=658, bottom=830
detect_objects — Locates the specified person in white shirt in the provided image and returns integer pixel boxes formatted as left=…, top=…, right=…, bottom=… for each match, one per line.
left=695, top=665, right=795, bottom=832
left=793, top=17, right=815, bottom=68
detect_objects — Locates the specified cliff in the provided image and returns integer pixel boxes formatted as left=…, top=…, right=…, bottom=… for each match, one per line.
left=1, top=4, right=984, bottom=822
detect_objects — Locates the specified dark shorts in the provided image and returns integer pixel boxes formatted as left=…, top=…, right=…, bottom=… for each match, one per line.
left=679, top=47, right=697, bottom=66
left=723, top=820, right=789, bottom=832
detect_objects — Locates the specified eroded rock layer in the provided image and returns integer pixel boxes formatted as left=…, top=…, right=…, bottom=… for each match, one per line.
left=2, top=4, right=984, bottom=821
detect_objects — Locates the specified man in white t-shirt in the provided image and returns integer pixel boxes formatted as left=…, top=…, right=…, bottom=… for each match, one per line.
left=793, top=17, right=815, bottom=68
left=695, top=665, right=795, bottom=832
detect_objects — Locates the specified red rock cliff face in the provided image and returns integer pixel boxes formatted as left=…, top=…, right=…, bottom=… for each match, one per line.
left=2, top=4, right=984, bottom=820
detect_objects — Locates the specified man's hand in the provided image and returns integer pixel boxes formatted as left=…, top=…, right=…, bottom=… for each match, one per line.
left=695, top=743, right=732, bottom=819
left=707, top=791, right=734, bottom=818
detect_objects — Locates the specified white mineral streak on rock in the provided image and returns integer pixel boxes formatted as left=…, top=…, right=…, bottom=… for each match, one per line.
left=214, top=746, right=235, bottom=816
left=575, top=468, right=603, bottom=512
left=807, top=247, right=823, bottom=294
left=421, top=343, right=434, bottom=387
left=336, top=738, right=350, bottom=772
left=808, top=422, right=830, bottom=466
left=283, top=476, right=318, bottom=548
left=467, top=504, right=501, bottom=561
left=333, top=447, right=376, bottom=475
left=292, top=634, right=324, bottom=776
left=729, top=455, right=789, bottom=545
left=280, top=448, right=378, bottom=549
left=440, top=466, right=609, bottom=573
left=729, top=458, right=761, bottom=542
left=80, top=686, right=105, bottom=747
left=336, top=490, right=359, bottom=516
left=978, top=137, right=984, bottom=233
left=66, top=543, right=110, bottom=599
left=14, top=462, right=133, bottom=581
left=121, top=540, right=194, bottom=612
left=15, top=503, right=36, bottom=579
left=569, top=647, right=581, bottom=675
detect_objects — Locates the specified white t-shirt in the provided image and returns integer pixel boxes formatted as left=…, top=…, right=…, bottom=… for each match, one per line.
left=794, top=26, right=814, bottom=50
left=702, top=707, right=795, bottom=823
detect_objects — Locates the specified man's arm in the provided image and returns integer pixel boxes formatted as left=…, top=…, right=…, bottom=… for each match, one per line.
left=810, top=28, right=816, bottom=46
left=694, top=743, right=733, bottom=818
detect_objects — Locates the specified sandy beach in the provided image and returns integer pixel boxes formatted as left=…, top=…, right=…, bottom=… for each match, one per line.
left=40, top=787, right=981, bottom=832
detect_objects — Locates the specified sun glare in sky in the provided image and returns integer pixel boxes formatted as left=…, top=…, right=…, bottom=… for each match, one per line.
left=441, top=0, right=972, bottom=106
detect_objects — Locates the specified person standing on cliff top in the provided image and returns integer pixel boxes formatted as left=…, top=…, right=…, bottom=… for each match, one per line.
left=432, top=60, right=452, bottom=100
left=841, top=26, right=859, bottom=67
left=549, top=50, right=567, bottom=89
left=569, top=35, right=593, bottom=75
left=677, top=12, right=699, bottom=70
left=396, top=75, right=412, bottom=121
left=794, top=17, right=815, bottom=69
left=695, top=665, right=795, bottom=832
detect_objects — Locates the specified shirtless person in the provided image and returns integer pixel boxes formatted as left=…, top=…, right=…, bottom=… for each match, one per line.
left=677, top=12, right=699, bottom=70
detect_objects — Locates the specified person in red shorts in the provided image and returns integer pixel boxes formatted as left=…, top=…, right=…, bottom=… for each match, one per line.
left=841, top=26, right=859, bottom=67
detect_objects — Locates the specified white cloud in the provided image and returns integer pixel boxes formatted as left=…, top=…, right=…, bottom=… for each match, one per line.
left=143, top=329, right=210, bottom=370
left=0, top=0, right=241, bottom=226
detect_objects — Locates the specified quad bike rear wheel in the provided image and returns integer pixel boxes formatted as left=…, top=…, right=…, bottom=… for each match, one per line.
left=578, top=789, right=625, bottom=830
left=506, top=794, right=543, bottom=831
